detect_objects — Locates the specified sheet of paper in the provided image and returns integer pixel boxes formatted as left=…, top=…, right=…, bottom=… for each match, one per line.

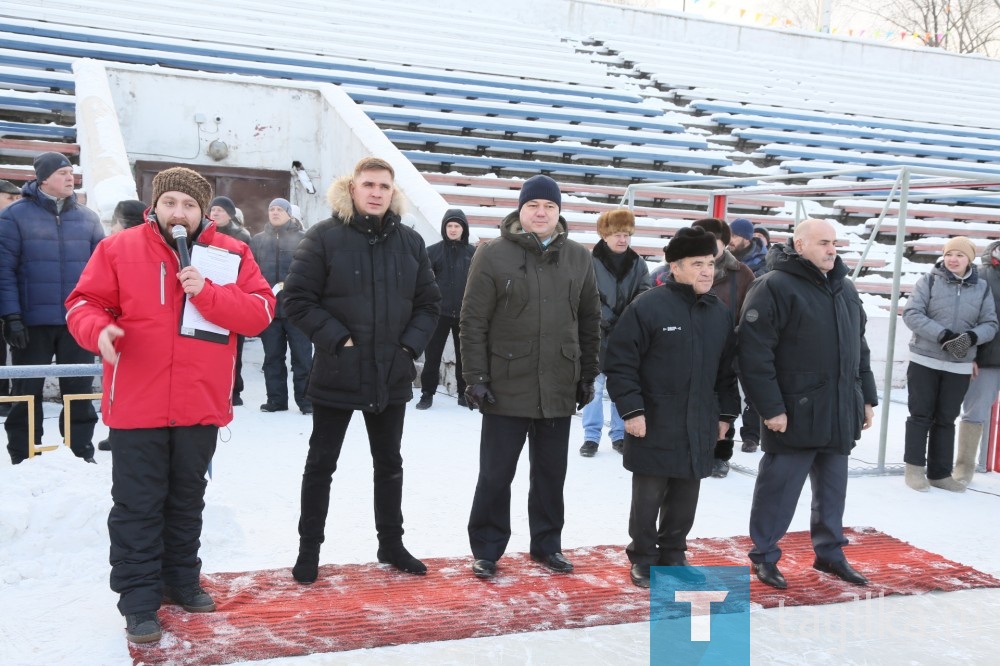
left=180, top=244, right=241, bottom=343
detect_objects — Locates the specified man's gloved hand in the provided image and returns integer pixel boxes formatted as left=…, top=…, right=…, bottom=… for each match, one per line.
left=939, top=329, right=959, bottom=344
left=576, top=380, right=596, bottom=411
left=2, top=314, right=28, bottom=350
left=464, top=383, right=496, bottom=410
left=943, top=331, right=977, bottom=360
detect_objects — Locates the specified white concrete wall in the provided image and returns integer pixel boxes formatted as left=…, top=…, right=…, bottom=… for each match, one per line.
left=93, top=63, right=446, bottom=244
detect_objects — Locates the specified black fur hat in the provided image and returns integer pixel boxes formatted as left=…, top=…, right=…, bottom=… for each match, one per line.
left=665, top=227, right=717, bottom=262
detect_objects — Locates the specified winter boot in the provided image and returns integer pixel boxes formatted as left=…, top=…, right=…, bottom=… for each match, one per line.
left=292, top=543, right=321, bottom=584
left=612, top=439, right=624, bottom=454
left=904, top=464, right=929, bottom=492
left=928, top=476, right=966, bottom=493
left=162, top=583, right=216, bottom=612
left=415, top=394, right=433, bottom=410
left=953, top=421, right=983, bottom=486
left=579, top=440, right=599, bottom=457
left=711, top=459, right=730, bottom=478
left=125, top=612, right=162, bottom=644
left=377, top=544, right=427, bottom=575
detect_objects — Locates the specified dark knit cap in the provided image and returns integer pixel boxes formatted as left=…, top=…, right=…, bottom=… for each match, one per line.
left=151, top=167, right=213, bottom=216
left=113, top=199, right=147, bottom=229
left=33, top=152, right=72, bottom=184
left=518, top=175, right=561, bottom=211
left=730, top=217, right=754, bottom=241
left=665, top=227, right=718, bottom=262
left=268, top=198, right=292, bottom=216
left=753, top=225, right=771, bottom=244
left=0, top=179, right=20, bottom=195
left=209, top=196, right=237, bottom=220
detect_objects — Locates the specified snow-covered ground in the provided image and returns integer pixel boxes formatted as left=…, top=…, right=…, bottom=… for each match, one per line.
left=3, top=319, right=1000, bottom=665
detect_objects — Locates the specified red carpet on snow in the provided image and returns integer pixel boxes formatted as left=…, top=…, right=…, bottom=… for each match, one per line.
left=129, top=527, right=1000, bottom=665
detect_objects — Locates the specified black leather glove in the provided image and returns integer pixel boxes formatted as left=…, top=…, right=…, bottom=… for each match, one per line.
left=2, top=314, right=28, bottom=350
left=576, top=380, right=596, bottom=411
left=942, top=332, right=973, bottom=359
left=464, top=383, right=496, bottom=410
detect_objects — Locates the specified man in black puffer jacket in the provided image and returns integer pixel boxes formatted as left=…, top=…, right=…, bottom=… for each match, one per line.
left=605, top=227, right=739, bottom=588
left=283, top=157, right=440, bottom=584
left=416, top=208, right=475, bottom=410
left=738, top=219, right=878, bottom=590
left=250, top=198, right=313, bottom=414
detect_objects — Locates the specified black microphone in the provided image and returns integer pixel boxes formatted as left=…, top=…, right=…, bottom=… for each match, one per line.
left=171, top=225, right=191, bottom=269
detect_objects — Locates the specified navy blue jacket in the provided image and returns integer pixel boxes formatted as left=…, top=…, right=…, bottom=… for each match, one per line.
left=250, top=218, right=306, bottom=319
left=0, top=181, right=105, bottom=325
left=426, top=209, right=474, bottom=319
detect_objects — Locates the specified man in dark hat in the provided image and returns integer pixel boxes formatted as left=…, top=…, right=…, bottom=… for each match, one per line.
left=66, top=166, right=275, bottom=644
left=729, top=217, right=768, bottom=277
left=416, top=208, right=475, bottom=410
left=461, top=174, right=601, bottom=579
left=604, top=226, right=739, bottom=588
left=0, top=179, right=20, bottom=210
left=0, top=152, right=105, bottom=464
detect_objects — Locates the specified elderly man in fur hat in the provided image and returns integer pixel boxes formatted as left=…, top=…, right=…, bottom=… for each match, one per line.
left=66, top=166, right=275, bottom=643
left=283, top=157, right=440, bottom=584
left=605, top=226, right=740, bottom=588
left=579, top=208, right=650, bottom=458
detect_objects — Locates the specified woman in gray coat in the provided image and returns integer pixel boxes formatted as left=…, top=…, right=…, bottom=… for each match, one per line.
left=902, top=236, right=998, bottom=492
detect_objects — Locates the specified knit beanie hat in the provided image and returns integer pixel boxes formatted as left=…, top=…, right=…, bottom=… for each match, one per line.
left=151, top=167, right=212, bottom=216
left=209, top=195, right=237, bottom=220
left=943, top=236, right=977, bottom=264
left=33, top=152, right=72, bottom=184
left=730, top=217, right=755, bottom=241
left=596, top=209, right=635, bottom=237
left=518, top=175, right=561, bottom=211
left=665, top=227, right=718, bottom=262
left=753, top=225, right=771, bottom=245
left=269, top=198, right=292, bottom=216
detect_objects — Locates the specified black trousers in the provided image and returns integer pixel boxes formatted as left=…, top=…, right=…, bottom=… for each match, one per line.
left=904, top=362, right=970, bottom=480
left=5, top=325, right=97, bottom=461
left=419, top=315, right=465, bottom=398
left=468, top=413, right=570, bottom=562
left=298, top=403, right=407, bottom=548
left=627, top=474, right=701, bottom=565
left=748, top=450, right=848, bottom=565
left=259, top=317, right=313, bottom=409
left=233, top=335, right=245, bottom=398
left=108, top=425, right=218, bottom=615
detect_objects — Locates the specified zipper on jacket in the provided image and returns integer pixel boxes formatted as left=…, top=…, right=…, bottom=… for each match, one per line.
left=160, top=262, right=166, bottom=305
left=504, top=278, right=512, bottom=310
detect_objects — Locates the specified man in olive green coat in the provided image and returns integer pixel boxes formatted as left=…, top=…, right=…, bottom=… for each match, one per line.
left=461, top=175, right=601, bottom=579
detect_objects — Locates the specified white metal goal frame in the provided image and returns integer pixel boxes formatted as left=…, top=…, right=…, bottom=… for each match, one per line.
left=622, top=165, right=1000, bottom=474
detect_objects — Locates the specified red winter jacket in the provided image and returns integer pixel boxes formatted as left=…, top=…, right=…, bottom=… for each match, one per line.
left=65, top=219, right=275, bottom=429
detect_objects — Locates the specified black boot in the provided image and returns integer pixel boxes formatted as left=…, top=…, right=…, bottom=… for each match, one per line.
left=377, top=544, right=427, bottom=575
left=292, top=543, right=321, bottom=584
left=415, top=394, right=433, bottom=410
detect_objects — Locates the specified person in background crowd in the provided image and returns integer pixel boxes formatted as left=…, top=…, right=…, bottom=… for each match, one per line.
left=461, top=174, right=601, bottom=579
left=955, top=241, right=1000, bottom=485
left=0, top=152, right=104, bottom=465
left=605, top=226, right=739, bottom=588
left=65, top=166, right=274, bottom=644
left=902, top=236, right=997, bottom=492
left=580, top=208, right=649, bottom=458
left=283, top=157, right=440, bottom=584
left=209, top=195, right=251, bottom=406
left=729, top=217, right=768, bottom=277
left=416, top=208, right=475, bottom=410
left=250, top=198, right=313, bottom=415
left=739, top=219, right=878, bottom=590
left=0, top=179, right=21, bottom=416
left=96, top=198, right=151, bottom=452
left=754, top=225, right=771, bottom=248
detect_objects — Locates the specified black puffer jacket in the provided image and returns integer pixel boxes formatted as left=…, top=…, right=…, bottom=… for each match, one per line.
left=283, top=177, right=440, bottom=412
left=592, top=240, right=650, bottom=368
left=737, top=243, right=878, bottom=455
left=605, top=280, right=739, bottom=479
left=426, top=209, right=475, bottom=318
left=250, top=218, right=305, bottom=319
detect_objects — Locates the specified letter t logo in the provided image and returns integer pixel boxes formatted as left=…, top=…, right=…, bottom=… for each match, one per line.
left=674, top=590, right=729, bottom=641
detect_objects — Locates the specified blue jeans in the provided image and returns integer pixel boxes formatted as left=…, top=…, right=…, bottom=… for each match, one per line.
left=581, top=373, right=623, bottom=443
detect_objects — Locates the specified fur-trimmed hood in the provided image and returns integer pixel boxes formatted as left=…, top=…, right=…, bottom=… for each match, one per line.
left=327, top=174, right=408, bottom=222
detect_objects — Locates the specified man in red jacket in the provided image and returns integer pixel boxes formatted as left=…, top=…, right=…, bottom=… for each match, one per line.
left=65, top=167, right=275, bottom=645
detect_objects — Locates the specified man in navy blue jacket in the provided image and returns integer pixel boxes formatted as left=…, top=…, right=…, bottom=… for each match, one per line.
left=0, top=152, right=105, bottom=464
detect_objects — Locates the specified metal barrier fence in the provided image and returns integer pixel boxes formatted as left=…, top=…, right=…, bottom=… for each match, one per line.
left=0, top=363, right=102, bottom=459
